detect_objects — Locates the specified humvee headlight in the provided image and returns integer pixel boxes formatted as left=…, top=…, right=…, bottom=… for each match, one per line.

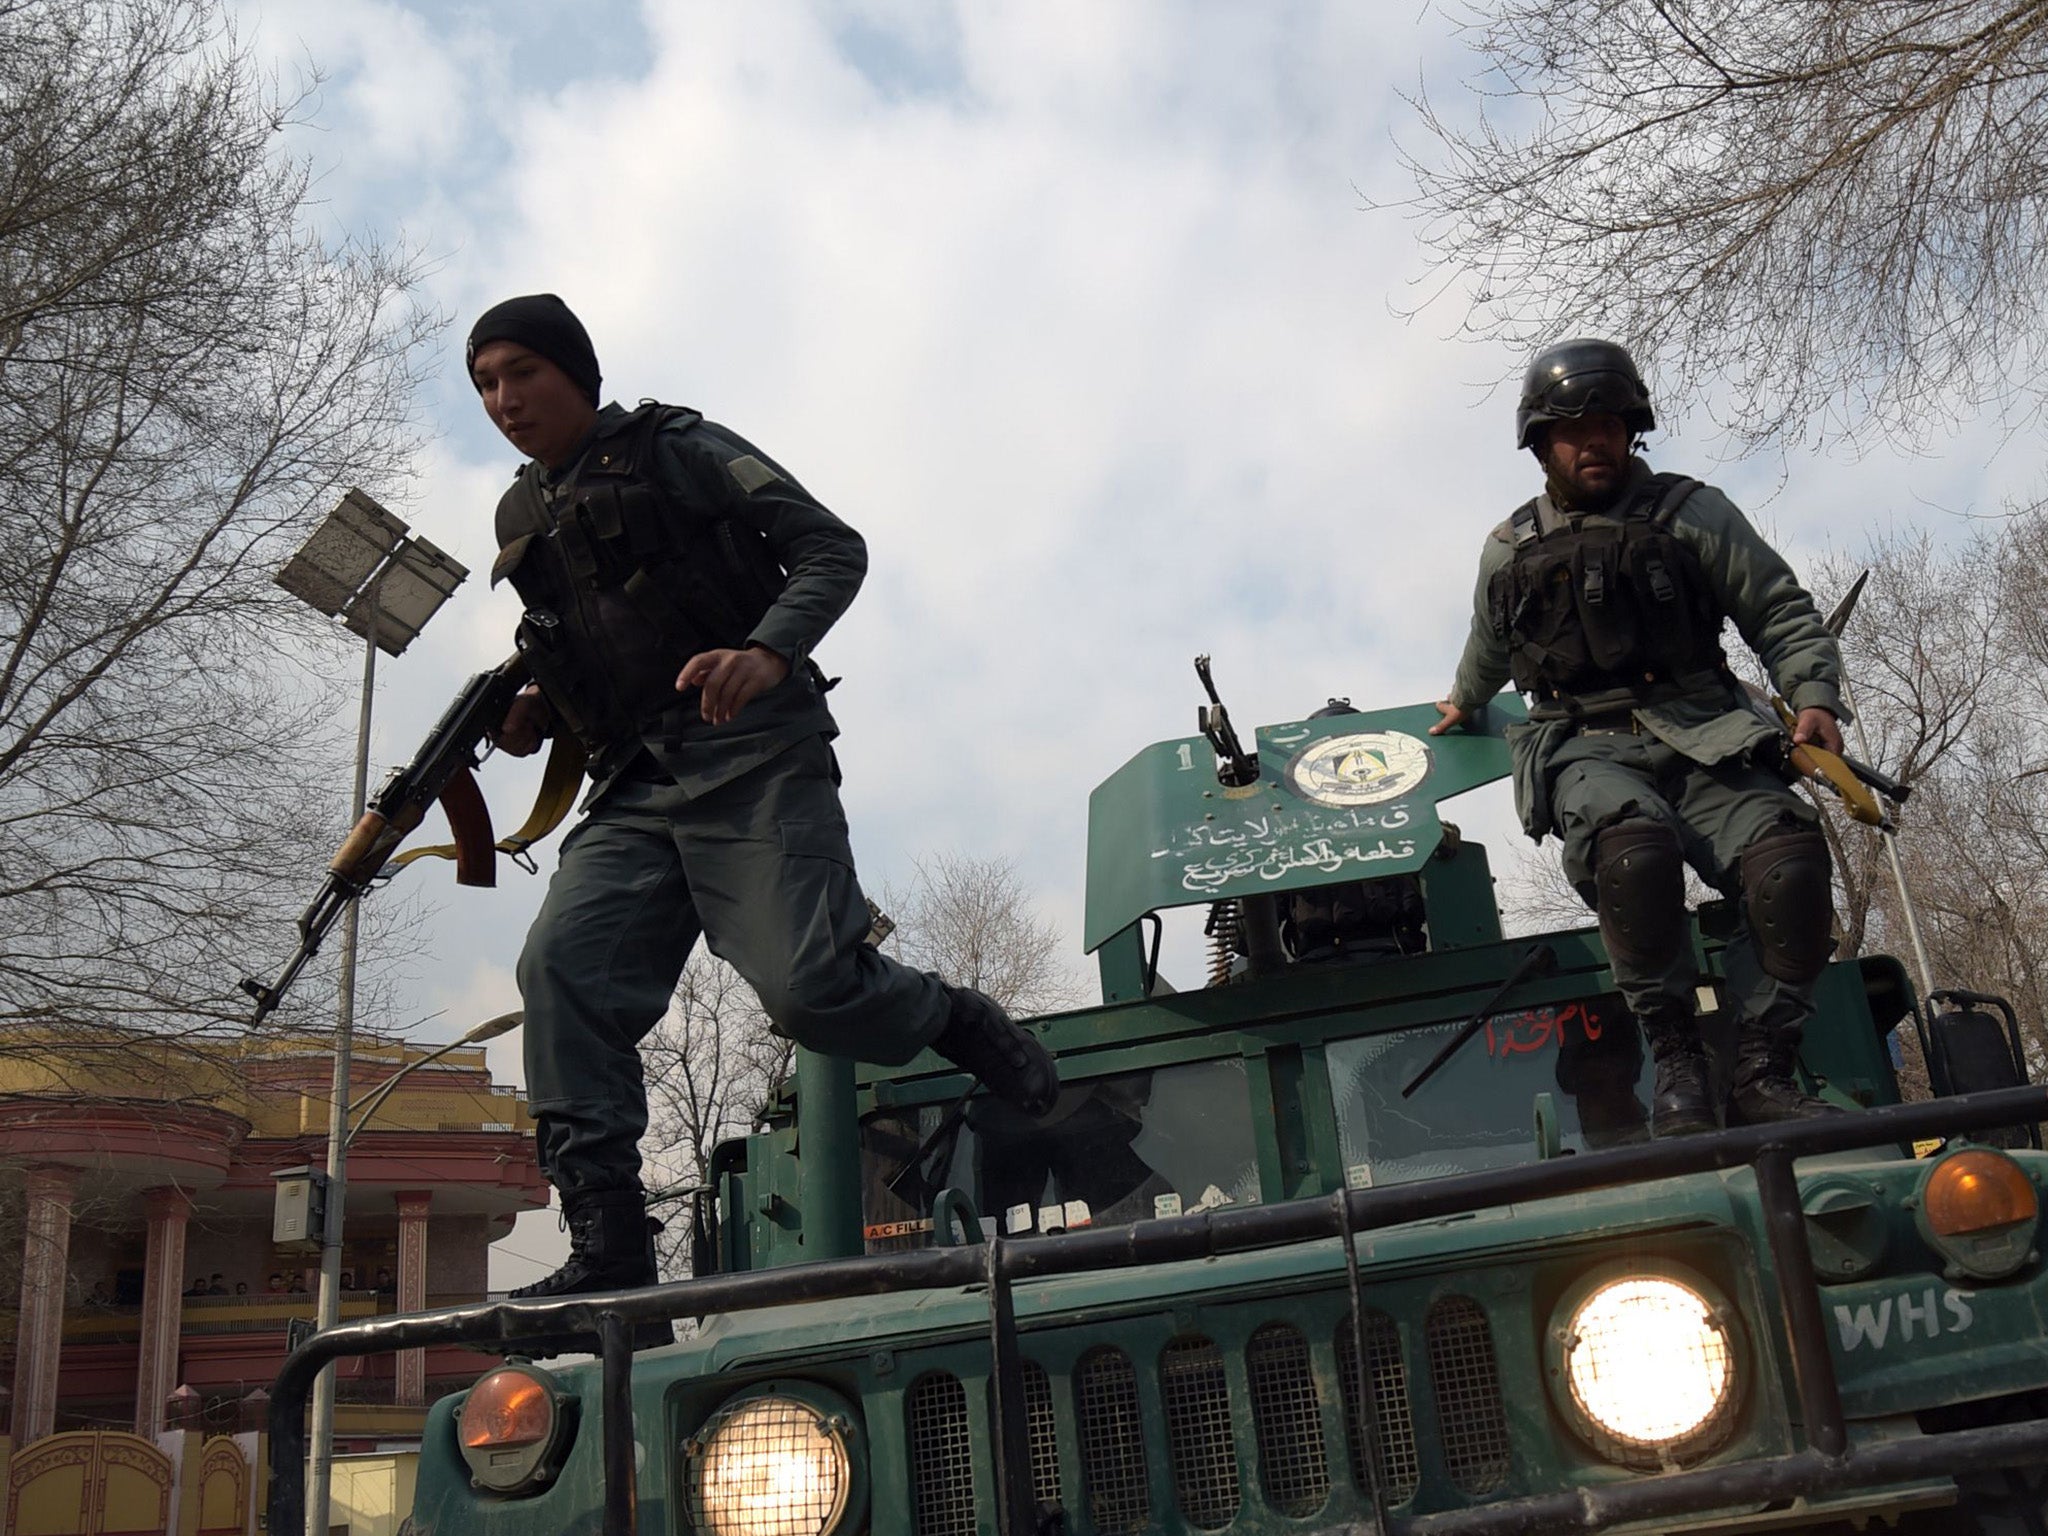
left=456, top=1364, right=570, bottom=1494
left=1549, top=1267, right=1743, bottom=1468
left=1918, top=1147, right=2040, bottom=1281
left=685, top=1387, right=864, bottom=1536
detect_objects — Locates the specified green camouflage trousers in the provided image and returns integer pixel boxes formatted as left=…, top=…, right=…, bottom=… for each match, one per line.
left=1545, top=729, right=1822, bottom=1034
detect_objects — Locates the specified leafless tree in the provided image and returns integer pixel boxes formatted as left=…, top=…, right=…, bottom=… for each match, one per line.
left=639, top=956, right=794, bottom=1278
left=1405, top=0, right=2048, bottom=448
left=0, top=0, right=439, bottom=1040
left=882, top=852, right=1088, bottom=1016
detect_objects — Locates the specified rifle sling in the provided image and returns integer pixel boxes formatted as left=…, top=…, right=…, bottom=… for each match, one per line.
left=385, top=733, right=590, bottom=883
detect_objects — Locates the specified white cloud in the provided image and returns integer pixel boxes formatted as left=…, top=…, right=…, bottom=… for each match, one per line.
left=227, top=0, right=2021, bottom=1215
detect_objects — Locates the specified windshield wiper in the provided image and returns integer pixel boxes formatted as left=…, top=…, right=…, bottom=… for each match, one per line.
left=1401, top=942, right=1559, bottom=1099
left=887, top=1082, right=978, bottom=1203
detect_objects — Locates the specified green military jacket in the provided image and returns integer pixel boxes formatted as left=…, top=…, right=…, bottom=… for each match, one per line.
left=1447, top=458, right=1847, bottom=838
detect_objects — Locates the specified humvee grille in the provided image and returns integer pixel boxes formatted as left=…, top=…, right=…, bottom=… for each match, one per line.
left=1076, top=1347, right=1150, bottom=1533
left=908, top=1371, right=976, bottom=1536
left=1337, top=1310, right=1422, bottom=1503
left=1160, top=1336, right=1242, bottom=1529
left=903, top=1293, right=1505, bottom=1529
left=1426, top=1296, right=1512, bottom=1494
left=1246, top=1323, right=1331, bottom=1516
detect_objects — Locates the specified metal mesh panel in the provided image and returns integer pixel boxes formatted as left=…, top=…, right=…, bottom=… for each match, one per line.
left=1025, top=1361, right=1061, bottom=1507
left=1159, top=1335, right=1242, bottom=1529
left=987, top=1361, right=1062, bottom=1508
left=1337, top=1311, right=1421, bottom=1504
left=1425, top=1296, right=1512, bottom=1495
left=1075, top=1348, right=1150, bottom=1535
left=1246, top=1323, right=1331, bottom=1517
left=908, top=1372, right=976, bottom=1536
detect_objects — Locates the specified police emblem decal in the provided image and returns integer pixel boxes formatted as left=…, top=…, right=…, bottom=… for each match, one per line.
left=1286, top=731, right=1433, bottom=808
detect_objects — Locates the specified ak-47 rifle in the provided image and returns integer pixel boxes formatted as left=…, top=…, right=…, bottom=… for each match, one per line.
left=1741, top=571, right=1911, bottom=831
left=240, top=654, right=586, bottom=1024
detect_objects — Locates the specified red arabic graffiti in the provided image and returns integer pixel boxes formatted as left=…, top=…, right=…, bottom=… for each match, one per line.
left=1484, top=1002, right=1603, bottom=1058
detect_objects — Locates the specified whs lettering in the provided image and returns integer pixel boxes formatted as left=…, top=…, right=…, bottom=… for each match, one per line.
left=1833, top=1287, right=1975, bottom=1352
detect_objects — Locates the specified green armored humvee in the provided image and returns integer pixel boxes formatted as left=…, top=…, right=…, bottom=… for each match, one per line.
left=271, top=685, right=2048, bottom=1536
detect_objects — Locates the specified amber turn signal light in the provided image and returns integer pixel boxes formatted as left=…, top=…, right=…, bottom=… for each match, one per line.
left=1925, top=1149, right=2038, bottom=1237
left=460, top=1368, right=554, bottom=1450
left=1918, top=1147, right=2040, bottom=1283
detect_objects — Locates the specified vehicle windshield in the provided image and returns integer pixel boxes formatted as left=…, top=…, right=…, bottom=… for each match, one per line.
left=861, top=1059, right=1259, bottom=1251
left=1330, top=995, right=1652, bottom=1187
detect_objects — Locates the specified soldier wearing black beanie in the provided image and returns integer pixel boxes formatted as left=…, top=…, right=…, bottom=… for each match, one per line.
left=466, top=293, right=602, bottom=407
left=465, top=293, right=1059, bottom=1325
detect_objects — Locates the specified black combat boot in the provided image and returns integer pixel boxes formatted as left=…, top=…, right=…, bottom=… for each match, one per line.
left=1729, top=1021, right=1839, bottom=1124
left=1639, top=1010, right=1719, bottom=1138
left=934, top=985, right=1060, bottom=1117
left=509, top=1189, right=672, bottom=1351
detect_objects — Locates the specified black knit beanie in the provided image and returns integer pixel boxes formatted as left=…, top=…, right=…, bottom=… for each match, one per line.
left=466, top=294, right=602, bottom=407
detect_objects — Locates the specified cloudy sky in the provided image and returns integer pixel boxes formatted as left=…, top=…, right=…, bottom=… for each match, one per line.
left=225, top=0, right=2033, bottom=1283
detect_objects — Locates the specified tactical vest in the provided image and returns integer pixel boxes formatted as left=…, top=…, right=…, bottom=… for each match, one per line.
left=490, top=403, right=789, bottom=750
left=1487, top=473, right=1728, bottom=713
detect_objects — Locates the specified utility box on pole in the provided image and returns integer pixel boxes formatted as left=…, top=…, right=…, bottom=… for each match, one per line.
left=272, top=1165, right=330, bottom=1250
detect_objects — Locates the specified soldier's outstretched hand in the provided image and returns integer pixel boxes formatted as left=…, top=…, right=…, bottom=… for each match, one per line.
left=677, top=645, right=792, bottom=725
left=1429, top=699, right=1470, bottom=736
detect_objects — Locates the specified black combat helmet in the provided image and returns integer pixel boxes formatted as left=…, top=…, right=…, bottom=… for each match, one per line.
left=1515, top=337, right=1655, bottom=450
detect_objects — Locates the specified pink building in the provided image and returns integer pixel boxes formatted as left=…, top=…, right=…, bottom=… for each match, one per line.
left=0, top=1028, right=547, bottom=1447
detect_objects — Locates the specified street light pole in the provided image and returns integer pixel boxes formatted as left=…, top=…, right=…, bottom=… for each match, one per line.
left=269, top=488, right=466, bottom=1536
left=306, top=572, right=382, bottom=1535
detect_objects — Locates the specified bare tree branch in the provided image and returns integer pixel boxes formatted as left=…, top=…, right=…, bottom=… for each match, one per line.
left=0, top=0, right=441, bottom=1040
left=881, top=852, right=1088, bottom=1016
left=1403, top=0, right=2048, bottom=448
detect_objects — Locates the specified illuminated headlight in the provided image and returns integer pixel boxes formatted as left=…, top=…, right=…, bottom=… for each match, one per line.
left=1548, top=1266, right=1744, bottom=1468
left=684, top=1387, right=865, bottom=1536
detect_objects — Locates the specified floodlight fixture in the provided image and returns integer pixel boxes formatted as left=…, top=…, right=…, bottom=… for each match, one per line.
left=267, top=483, right=469, bottom=1533
left=276, top=488, right=468, bottom=656
left=275, top=488, right=406, bottom=618
left=341, top=533, right=467, bottom=656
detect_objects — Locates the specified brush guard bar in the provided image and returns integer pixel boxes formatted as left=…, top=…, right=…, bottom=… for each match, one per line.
left=269, top=1086, right=2048, bottom=1536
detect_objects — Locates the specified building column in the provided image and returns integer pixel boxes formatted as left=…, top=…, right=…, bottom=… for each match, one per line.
left=394, top=1190, right=432, bottom=1406
left=134, top=1185, right=193, bottom=1436
left=10, top=1165, right=78, bottom=1444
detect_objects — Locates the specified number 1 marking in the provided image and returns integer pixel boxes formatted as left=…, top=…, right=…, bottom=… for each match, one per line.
left=1176, top=743, right=1195, bottom=771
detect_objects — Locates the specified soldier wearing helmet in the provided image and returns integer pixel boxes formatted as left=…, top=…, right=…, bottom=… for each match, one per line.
left=1432, top=339, right=1848, bottom=1137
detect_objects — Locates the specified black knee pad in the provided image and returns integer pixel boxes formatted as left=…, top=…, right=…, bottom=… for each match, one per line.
left=1593, top=818, right=1688, bottom=971
left=1741, top=824, right=1834, bottom=983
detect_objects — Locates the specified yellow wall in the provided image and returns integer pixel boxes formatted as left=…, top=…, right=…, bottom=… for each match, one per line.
left=0, top=1030, right=530, bottom=1137
left=329, top=1451, right=419, bottom=1536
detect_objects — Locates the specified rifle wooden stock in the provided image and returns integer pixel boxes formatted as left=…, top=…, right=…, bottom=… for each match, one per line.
left=329, top=811, right=388, bottom=880
left=1786, top=740, right=1886, bottom=827
left=1765, top=694, right=1890, bottom=827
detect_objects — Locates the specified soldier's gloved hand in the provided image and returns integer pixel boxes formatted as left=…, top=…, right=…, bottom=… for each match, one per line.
left=1791, top=706, right=1844, bottom=756
left=1429, top=699, right=1472, bottom=736
left=677, top=644, right=792, bottom=725
left=491, top=684, right=552, bottom=757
